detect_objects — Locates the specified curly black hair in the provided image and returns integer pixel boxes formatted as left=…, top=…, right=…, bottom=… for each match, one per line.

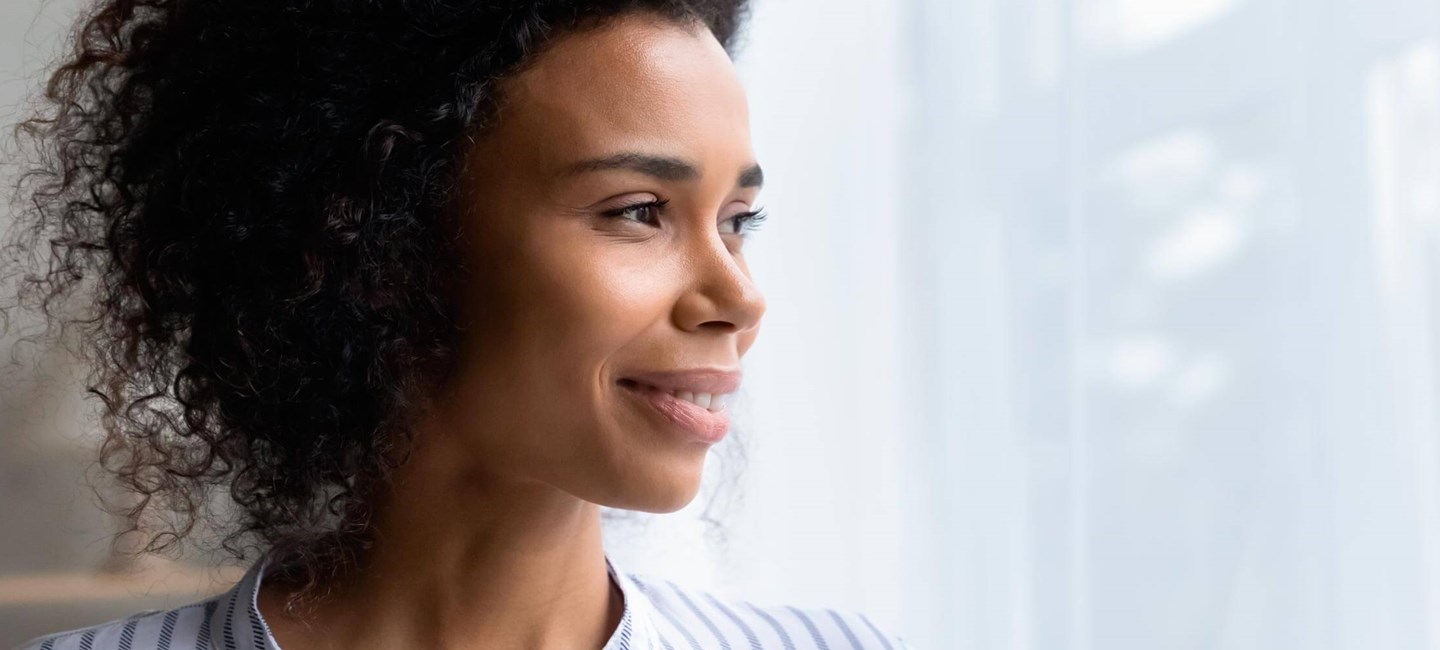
left=1, top=0, right=752, bottom=611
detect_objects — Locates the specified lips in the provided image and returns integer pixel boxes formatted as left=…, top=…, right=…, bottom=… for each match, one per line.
left=617, top=368, right=742, bottom=395
left=617, top=371, right=737, bottom=444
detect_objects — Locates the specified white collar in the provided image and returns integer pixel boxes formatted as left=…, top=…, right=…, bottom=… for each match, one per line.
left=213, top=549, right=658, bottom=650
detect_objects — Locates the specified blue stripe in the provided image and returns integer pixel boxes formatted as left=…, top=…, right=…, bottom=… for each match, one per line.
left=246, top=560, right=268, bottom=649
left=664, top=580, right=732, bottom=650
left=118, top=620, right=137, bottom=650
left=158, top=609, right=179, bottom=650
left=613, top=604, right=634, bottom=649
left=703, top=593, right=762, bottom=650
left=16, top=557, right=907, bottom=650
left=632, top=579, right=676, bottom=650
left=250, top=597, right=269, bottom=649
left=198, top=599, right=218, bottom=647
left=825, top=610, right=865, bottom=649
left=635, top=580, right=703, bottom=650
left=855, top=612, right=895, bottom=650
left=223, top=586, right=241, bottom=649
left=783, top=606, right=830, bottom=650
left=743, top=602, right=796, bottom=650
left=654, top=600, right=704, bottom=648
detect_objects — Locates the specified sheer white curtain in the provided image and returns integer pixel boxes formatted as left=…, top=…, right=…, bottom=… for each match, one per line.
left=626, top=0, right=1440, bottom=648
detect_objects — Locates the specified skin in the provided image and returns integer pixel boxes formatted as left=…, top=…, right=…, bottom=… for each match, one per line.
left=257, top=12, right=766, bottom=650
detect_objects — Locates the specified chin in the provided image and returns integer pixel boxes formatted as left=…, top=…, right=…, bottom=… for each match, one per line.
left=603, top=458, right=707, bottom=513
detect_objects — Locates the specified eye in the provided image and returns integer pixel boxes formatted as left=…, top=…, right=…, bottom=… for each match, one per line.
left=602, top=198, right=668, bottom=225
left=722, top=206, right=769, bottom=236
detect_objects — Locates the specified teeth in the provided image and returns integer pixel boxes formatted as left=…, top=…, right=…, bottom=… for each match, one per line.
left=625, top=379, right=733, bottom=413
left=669, top=389, right=730, bottom=413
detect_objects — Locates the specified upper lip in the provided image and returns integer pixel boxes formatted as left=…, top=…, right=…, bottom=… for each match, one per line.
left=620, top=368, right=742, bottom=395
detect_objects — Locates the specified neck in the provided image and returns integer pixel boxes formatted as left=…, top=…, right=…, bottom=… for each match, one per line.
left=256, top=423, right=625, bottom=650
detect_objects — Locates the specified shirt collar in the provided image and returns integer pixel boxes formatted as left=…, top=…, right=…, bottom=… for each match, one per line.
left=213, top=549, right=656, bottom=650
left=207, top=548, right=281, bottom=650
left=604, top=552, right=659, bottom=650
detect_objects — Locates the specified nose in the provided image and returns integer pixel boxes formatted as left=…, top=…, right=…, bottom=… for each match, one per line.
left=671, top=229, right=766, bottom=335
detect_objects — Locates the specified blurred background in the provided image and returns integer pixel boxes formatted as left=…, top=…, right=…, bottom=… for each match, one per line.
left=5, top=0, right=1440, bottom=647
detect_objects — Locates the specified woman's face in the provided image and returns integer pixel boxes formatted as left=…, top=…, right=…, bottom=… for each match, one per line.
left=437, top=14, right=765, bottom=513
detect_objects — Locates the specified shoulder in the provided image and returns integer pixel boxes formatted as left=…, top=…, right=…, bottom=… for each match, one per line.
left=11, top=598, right=221, bottom=650
left=624, top=571, right=916, bottom=650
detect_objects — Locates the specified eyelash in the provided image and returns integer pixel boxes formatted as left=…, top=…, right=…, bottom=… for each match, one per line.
left=603, top=198, right=769, bottom=235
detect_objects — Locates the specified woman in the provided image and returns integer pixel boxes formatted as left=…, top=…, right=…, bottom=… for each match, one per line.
left=7, top=1, right=911, bottom=648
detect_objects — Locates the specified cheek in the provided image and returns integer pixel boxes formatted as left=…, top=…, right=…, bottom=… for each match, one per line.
left=568, top=254, right=673, bottom=343
left=515, top=235, right=678, bottom=403
left=512, top=241, right=684, bottom=485
left=443, top=238, right=677, bottom=466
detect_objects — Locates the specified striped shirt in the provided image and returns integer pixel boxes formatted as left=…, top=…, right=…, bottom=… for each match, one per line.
left=14, top=552, right=915, bottom=649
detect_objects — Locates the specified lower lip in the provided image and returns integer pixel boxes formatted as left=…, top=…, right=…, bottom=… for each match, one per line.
left=618, top=380, right=730, bottom=445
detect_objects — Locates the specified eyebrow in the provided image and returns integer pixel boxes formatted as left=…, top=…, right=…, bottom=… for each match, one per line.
left=562, top=151, right=764, bottom=189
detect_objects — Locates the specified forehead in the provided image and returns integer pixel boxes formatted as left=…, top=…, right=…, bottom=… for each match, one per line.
left=485, top=14, right=753, bottom=179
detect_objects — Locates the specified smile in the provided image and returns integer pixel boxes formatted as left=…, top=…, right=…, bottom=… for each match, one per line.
left=617, top=378, right=732, bottom=445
